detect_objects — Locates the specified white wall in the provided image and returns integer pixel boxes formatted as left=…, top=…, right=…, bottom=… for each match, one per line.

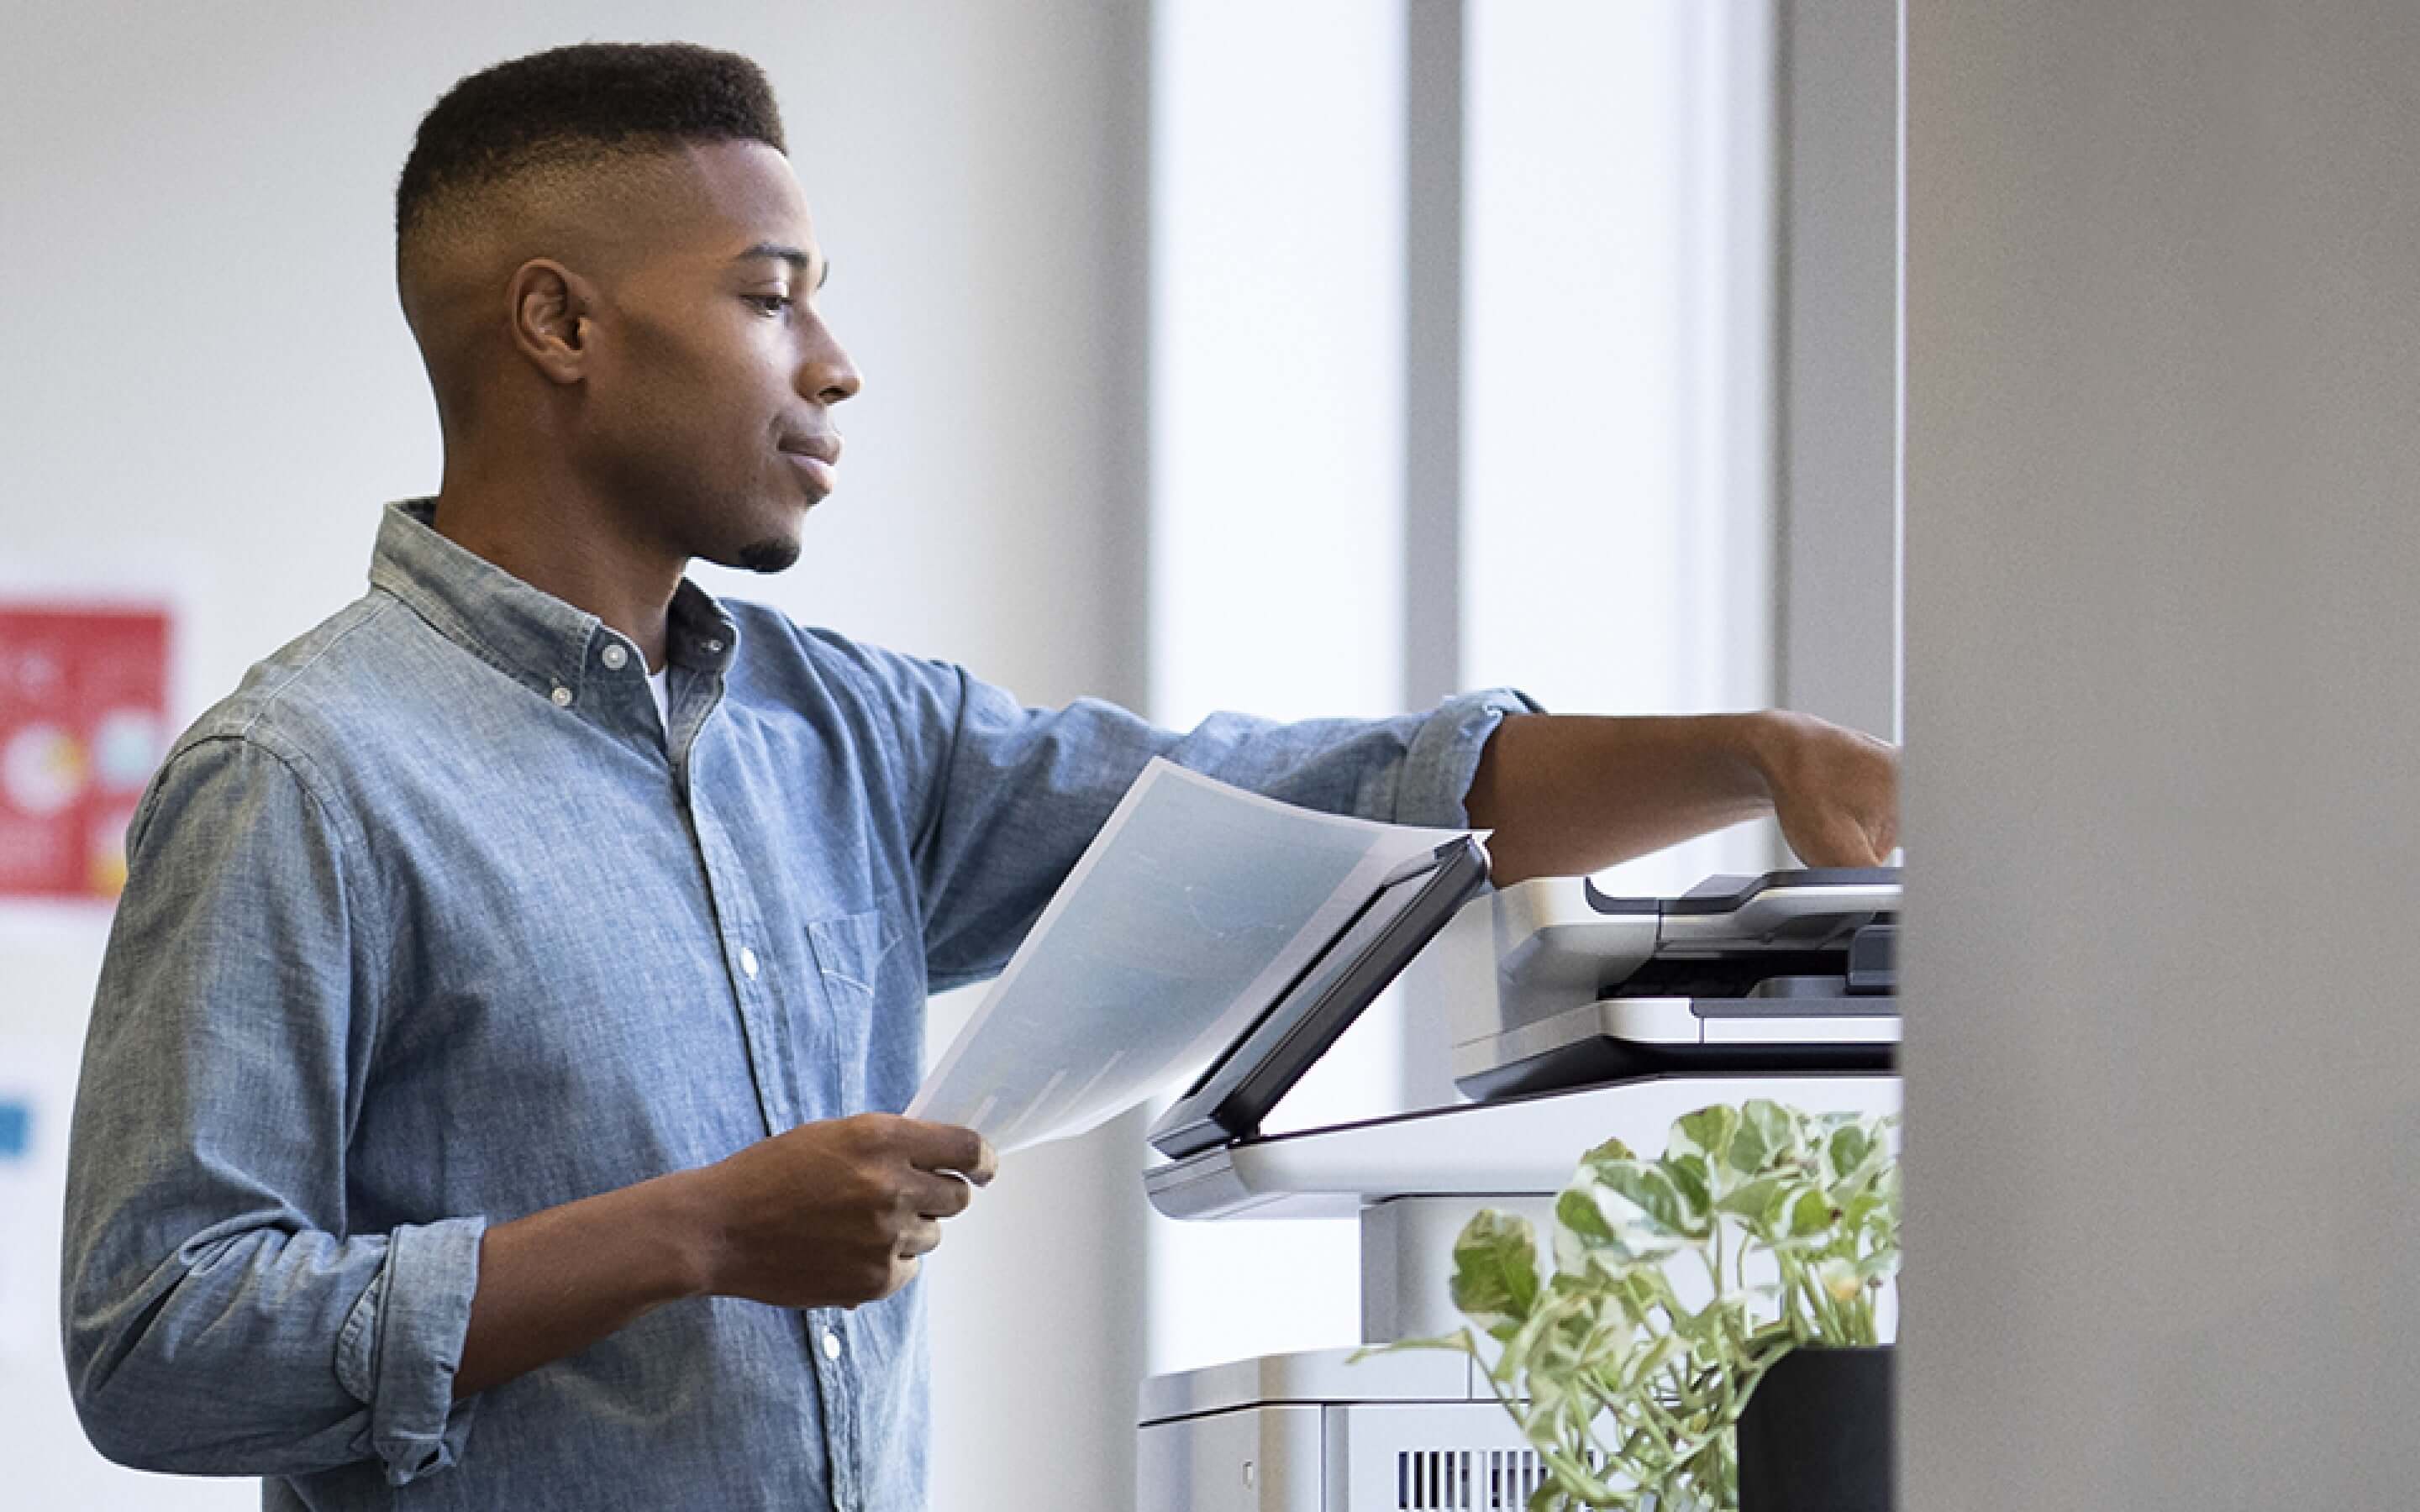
left=0, top=4, right=1149, bottom=1509
left=1903, top=2, right=2420, bottom=1506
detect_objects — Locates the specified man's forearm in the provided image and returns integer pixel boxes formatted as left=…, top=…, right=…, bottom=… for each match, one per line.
left=455, top=1112, right=991, bottom=1401
left=1464, top=712, right=1780, bottom=885
left=455, top=1169, right=718, bottom=1399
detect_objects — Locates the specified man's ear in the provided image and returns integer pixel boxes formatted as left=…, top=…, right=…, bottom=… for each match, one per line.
left=507, top=259, right=596, bottom=386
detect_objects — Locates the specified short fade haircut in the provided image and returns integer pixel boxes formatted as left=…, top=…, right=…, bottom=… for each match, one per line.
left=397, top=41, right=786, bottom=254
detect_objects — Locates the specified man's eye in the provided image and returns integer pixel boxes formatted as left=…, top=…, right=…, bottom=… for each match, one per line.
left=744, top=293, right=793, bottom=315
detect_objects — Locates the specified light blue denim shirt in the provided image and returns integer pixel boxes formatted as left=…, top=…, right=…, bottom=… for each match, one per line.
left=60, top=499, right=1531, bottom=1511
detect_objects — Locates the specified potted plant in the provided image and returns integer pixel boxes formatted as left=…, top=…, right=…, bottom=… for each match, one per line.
left=1373, top=1100, right=1901, bottom=1511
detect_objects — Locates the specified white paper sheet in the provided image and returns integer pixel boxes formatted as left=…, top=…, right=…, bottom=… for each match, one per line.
left=908, top=759, right=1473, bottom=1153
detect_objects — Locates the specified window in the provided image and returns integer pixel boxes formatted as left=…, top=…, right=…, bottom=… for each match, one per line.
left=1144, top=0, right=1790, bottom=1378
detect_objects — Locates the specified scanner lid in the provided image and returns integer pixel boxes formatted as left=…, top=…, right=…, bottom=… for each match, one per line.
left=1144, top=836, right=1491, bottom=1163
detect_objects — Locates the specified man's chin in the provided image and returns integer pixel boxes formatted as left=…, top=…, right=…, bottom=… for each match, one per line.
left=733, top=536, right=802, bottom=575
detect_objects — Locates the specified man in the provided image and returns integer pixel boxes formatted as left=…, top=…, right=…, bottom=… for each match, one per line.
left=60, top=40, right=1897, bottom=1512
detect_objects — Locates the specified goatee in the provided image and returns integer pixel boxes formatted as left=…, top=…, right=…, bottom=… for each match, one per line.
left=736, top=538, right=801, bottom=574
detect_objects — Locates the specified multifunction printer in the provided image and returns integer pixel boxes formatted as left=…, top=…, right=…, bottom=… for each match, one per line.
left=1137, top=866, right=1902, bottom=1512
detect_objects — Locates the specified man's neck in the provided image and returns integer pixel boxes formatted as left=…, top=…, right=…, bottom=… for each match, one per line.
left=429, top=467, right=683, bottom=674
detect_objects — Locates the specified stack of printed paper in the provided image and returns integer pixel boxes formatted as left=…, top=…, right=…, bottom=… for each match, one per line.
left=909, top=759, right=1475, bottom=1153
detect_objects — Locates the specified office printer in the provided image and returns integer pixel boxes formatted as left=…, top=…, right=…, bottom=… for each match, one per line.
left=1138, top=866, right=1902, bottom=1511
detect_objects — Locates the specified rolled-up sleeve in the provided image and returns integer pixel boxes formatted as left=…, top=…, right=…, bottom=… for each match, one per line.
left=836, top=640, right=1538, bottom=988
left=60, top=733, right=481, bottom=1484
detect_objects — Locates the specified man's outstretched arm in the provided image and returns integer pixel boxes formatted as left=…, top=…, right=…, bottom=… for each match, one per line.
left=1464, top=711, right=1900, bottom=885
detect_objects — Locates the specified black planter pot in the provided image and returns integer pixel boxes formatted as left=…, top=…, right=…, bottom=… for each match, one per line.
left=1735, top=1345, right=1896, bottom=1512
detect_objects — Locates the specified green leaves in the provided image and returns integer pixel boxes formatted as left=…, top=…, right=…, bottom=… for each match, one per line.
left=1372, top=1101, right=1902, bottom=1511
left=1565, top=1152, right=1709, bottom=1260
left=1449, top=1208, right=1544, bottom=1340
left=1670, top=1105, right=1739, bottom=1168
left=1729, top=1100, right=1803, bottom=1177
left=1826, top=1121, right=1876, bottom=1182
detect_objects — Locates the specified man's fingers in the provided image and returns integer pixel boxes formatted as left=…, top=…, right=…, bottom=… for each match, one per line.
left=907, top=1170, right=976, bottom=1220
left=1840, top=815, right=1887, bottom=867
left=902, top=1120, right=997, bottom=1187
left=1795, top=812, right=1887, bottom=869
left=1870, top=809, right=1900, bottom=861
left=898, top=1218, right=943, bottom=1258
left=1770, top=715, right=1900, bottom=868
left=1860, top=820, right=1891, bottom=867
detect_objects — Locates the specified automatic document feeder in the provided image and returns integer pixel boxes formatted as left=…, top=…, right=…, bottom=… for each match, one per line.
left=1444, top=865, right=1900, bottom=1102
left=1136, top=865, right=1902, bottom=1509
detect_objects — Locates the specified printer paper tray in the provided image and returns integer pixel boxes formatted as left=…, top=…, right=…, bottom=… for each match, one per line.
left=1454, top=995, right=1898, bottom=1102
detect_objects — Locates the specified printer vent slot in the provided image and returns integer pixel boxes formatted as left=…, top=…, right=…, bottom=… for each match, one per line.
left=1395, top=1446, right=1604, bottom=1509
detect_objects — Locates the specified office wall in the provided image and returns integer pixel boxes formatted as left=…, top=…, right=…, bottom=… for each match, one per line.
left=1902, top=3, right=2420, bottom=1506
left=1774, top=0, right=1902, bottom=746
left=0, top=4, right=1148, bottom=1509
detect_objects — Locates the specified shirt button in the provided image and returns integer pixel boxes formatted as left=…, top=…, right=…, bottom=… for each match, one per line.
left=821, top=1330, right=842, bottom=1361
left=550, top=685, right=573, bottom=708
left=739, top=946, right=760, bottom=980
left=705, top=638, right=725, bottom=654
left=601, top=643, right=629, bottom=670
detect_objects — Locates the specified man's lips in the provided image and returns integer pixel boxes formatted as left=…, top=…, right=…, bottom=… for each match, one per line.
left=783, top=452, right=838, bottom=494
left=779, top=439, right=840, bottom=495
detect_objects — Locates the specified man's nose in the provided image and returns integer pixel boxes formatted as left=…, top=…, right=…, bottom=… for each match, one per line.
left=798, top=319, right=861, bottom=406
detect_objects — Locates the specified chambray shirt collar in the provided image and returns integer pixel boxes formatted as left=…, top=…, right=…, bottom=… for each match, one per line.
left=366, top=499, right=740, bottom=715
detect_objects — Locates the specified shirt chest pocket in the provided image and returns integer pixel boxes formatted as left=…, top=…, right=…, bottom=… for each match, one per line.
left=802, top=908, right=892, bottom=1110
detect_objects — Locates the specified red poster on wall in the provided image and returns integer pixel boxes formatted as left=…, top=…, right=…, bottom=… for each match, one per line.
left=0, top=604, right=171, bottom=901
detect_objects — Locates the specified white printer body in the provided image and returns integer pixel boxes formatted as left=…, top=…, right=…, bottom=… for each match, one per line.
left=1137, top=869, right=1902, bottom=1512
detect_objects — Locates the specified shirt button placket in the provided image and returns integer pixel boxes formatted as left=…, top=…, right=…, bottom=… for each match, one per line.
left=689, top=792, right=788, bottom=1134
left=820, top=1315, right=860, bottom=1512
left=727, top=934, right=789, bottom=1131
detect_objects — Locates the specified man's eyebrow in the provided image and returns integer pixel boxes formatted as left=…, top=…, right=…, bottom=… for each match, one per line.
left=733, top=243, right=830, bottom=289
